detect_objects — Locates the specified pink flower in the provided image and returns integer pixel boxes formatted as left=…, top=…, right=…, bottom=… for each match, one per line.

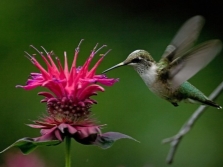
left=1, top=40, right=136, bottom=154
left=0, top=151, right=49, bottom=167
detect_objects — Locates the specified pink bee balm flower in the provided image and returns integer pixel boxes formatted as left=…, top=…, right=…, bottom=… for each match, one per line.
left=1, top=40, right=136, bottom=155
left=1, top=151, right=49, bottom=167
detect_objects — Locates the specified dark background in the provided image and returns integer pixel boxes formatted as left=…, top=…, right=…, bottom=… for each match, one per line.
left=0, top=0, right=223, bottom=167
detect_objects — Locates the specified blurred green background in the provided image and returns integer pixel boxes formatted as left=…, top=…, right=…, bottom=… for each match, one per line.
left=0, top=0, right=223, bottom=167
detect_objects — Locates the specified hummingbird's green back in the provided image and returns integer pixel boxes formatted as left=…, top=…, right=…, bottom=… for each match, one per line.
left=177, top=81, right=208, bottom=102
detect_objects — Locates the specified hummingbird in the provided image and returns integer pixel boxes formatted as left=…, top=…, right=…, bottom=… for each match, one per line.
left=102, top=16, right=222, bottom=109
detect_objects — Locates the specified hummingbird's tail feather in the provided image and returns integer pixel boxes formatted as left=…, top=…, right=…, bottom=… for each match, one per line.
left=203, top=99, right=222, bottom=109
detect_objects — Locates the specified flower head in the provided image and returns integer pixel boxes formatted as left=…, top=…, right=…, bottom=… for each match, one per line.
left=18, top=40, right=117, bottom=125
left=1, top=40, right=136, bottom=154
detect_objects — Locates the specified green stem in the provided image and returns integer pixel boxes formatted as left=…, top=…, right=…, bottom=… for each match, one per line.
left=65, top=136, right=71, bottom=167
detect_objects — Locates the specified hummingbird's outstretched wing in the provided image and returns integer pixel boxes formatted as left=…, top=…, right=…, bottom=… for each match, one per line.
left=160, top=15, right=205, bottom=62
left=168, top=40, right=222, bottom=89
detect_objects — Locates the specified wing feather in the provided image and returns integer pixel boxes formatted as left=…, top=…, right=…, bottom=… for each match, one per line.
left=161, top=15, right=205, bottom=62
left=168, top=40, right=222, bottom=89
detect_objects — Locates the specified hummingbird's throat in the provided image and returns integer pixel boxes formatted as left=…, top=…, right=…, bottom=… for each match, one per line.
left=134, top=63, right=158, bottom=87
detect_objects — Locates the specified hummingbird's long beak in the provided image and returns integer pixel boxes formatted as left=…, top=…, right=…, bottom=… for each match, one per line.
left=102, top=62, right=125, bottom=73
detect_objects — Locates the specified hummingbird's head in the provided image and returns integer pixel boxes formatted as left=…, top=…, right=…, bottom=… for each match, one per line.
left=102, top=50, right=155, bottom=74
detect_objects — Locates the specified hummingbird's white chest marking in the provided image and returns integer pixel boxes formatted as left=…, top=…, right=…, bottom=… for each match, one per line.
left=134, top=64, right=171, bottom=100
left=135, top=64, right=158, bottom=88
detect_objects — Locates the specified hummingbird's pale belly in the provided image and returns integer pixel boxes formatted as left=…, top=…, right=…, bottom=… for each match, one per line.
left=140, top=74, right=187, bottom=104
left=138, top=67, right=177, bottom=102
left=140, top=73, right=177, bottom=102
left=149, top=81, right=177, bottom=102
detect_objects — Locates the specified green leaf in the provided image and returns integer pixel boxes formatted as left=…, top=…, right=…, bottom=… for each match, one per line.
left=0, top=137, right=61, bottom=154
left=94, top=132, right=139, bottom=149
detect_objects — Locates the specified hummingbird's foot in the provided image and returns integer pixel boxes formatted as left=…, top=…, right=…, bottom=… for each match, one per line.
left=171, top=102, right=179, bottom=107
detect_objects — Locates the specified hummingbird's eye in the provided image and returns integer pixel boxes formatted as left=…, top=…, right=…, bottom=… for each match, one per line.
left=131, top=58, right=141, bottom=63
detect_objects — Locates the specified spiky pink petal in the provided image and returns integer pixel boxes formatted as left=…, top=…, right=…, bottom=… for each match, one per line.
left=78, top=84, right=104, bottom=101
